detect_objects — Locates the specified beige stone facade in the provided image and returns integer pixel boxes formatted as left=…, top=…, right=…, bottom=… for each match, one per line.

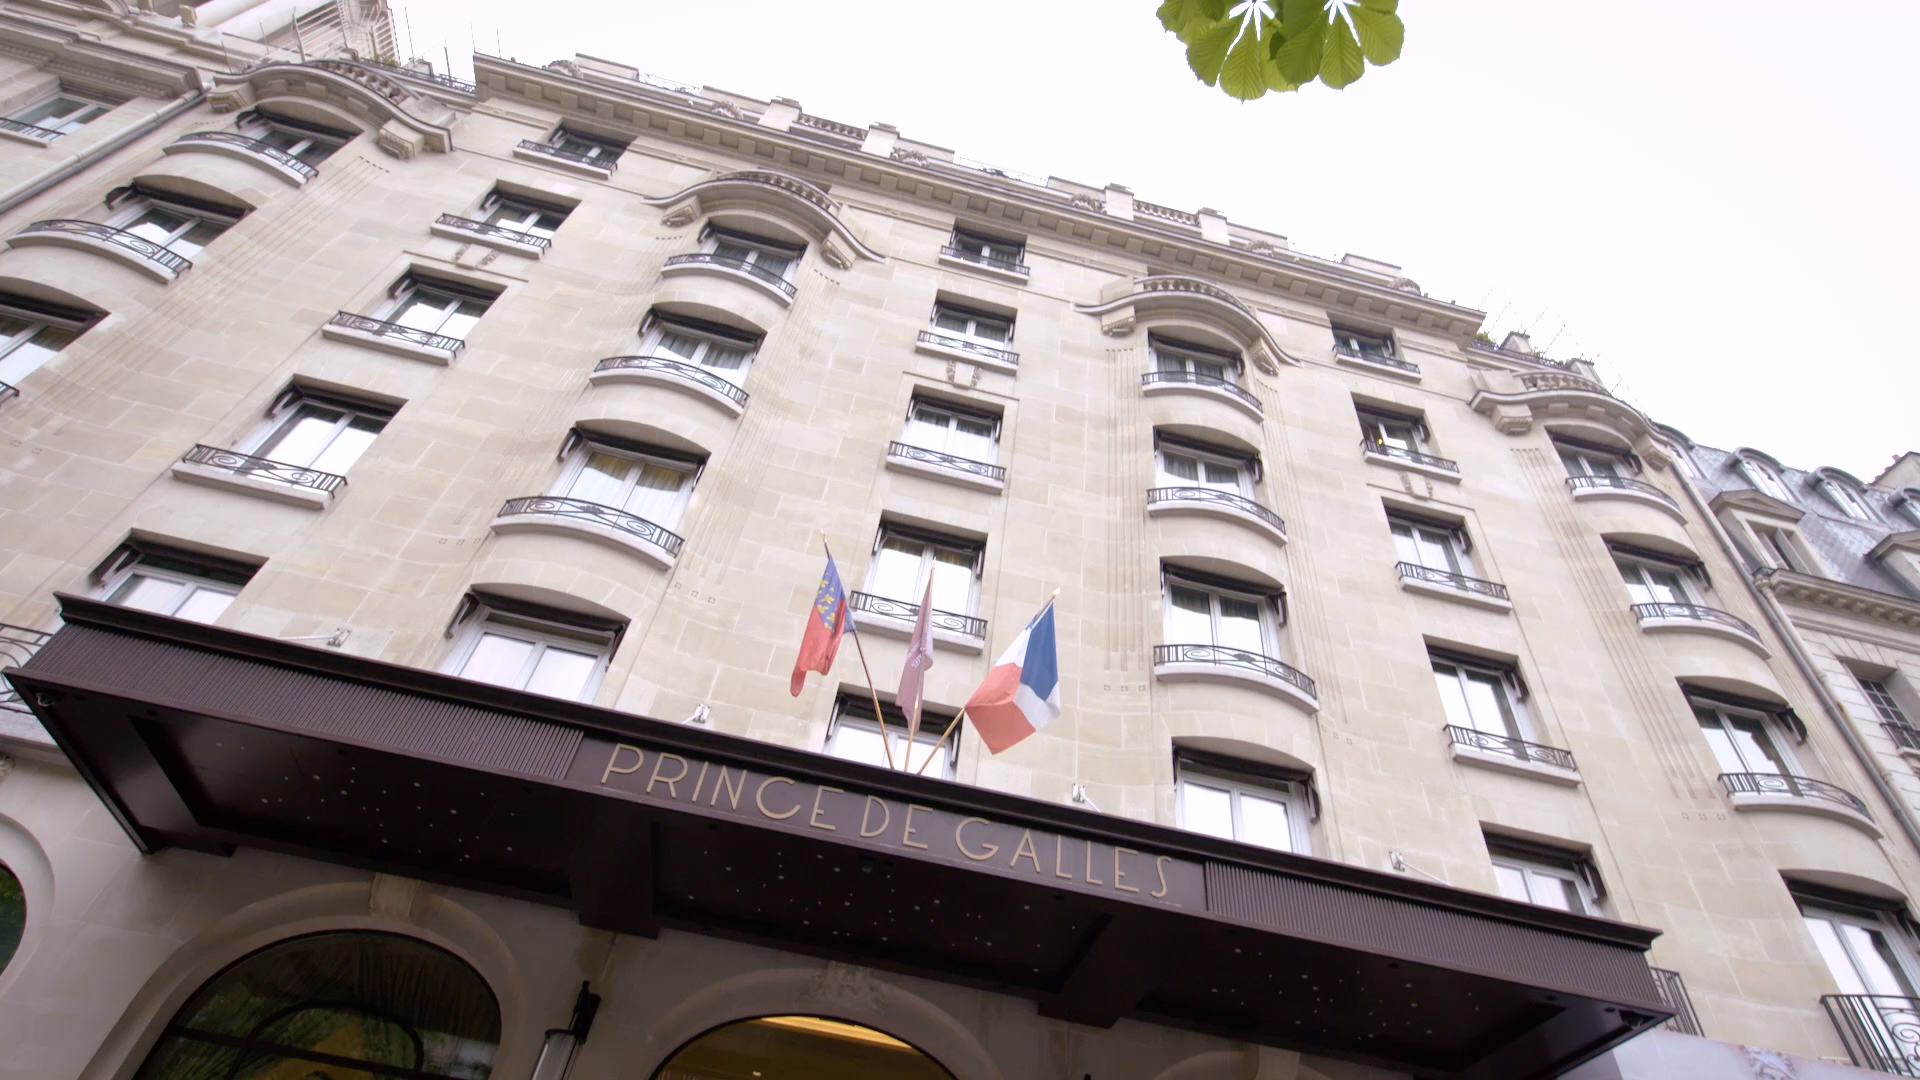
left=0, top=5, right=1913, bottom=1078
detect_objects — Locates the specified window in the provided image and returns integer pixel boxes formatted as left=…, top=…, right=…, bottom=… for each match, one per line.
left=1151, top=336, right=1239, bottom=384
left=1176, top=753, right=1311, bottom=854
left=824, top=693, right=958, bottom=779
left=1798, top=896, right=1920, bottom=997
left=1487, top=839, right=1599, bottom=914
left=9, top=92, right=107, bottom=135
left=1858, top=675, right=1919, bottom=750
left=244, top=387, right=392, bottom=477
left=446, top=599, right=620, bottom=701
left=94, top=542, right=258, bottom=624
left=1693, top=699, right=1796, bottom=776
left=1390, top=512, right=1471, bottom=575
left=1554, top=438, right=1627, bottom=478
left=1157, top=436, right=1252, bottom=495
left=237, top=108, right=348, bottom=166
left=104, top=186, right=242, bottom=260
left=380, top=274, right=494, bottom=340
left=0, top=863, right=19, bottom=978
left=1823, top=479, right=1878, bottom=522
left=544, top=126, right=625, bottom=165
left=0, top=295, right=93, bottom=387
left=1738, top=456, right=1793, bottom=503
left=1432, top=652, right=1529, bottom=743
left=902, top=397, right=998, bottom=464
left=555, top=437, right=701, bottom=530
left=947, top=228, right=1025, bottom=269
left=867, top=525, right=980, bottom=618
left=643, top=315, right=759, bottom=386
left=1753, top=523, right=1812, bottom=574
left=1358, top=407, right=1430, bottom=455
left=1332, top=325, right=1395, bottom=361
left=1612, top=549, right=1696, bottom=606
left=1164, top=572, right=1278, bottom=658
left=478, top=190, right=569, bottom=240
left=703, top=226, right=801, bottom=282
left=929, top=302, right=1013, bottom=348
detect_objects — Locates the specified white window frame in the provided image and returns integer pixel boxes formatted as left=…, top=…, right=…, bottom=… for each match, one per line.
left=443, top=605, right=614, bottom=702
left=1332, top=325, right=1396, bottom=360
left=1358, top=408, right=1431, bottom=454
left=94, top=549, right=251, bottom=624
left=239, top=388, right=392, bottom=476
left=1163, top=574, right=1280, bottom=658
left=928, top=302, right=1013, bottom=347
left=1555, top=441, right=1627, bottom=478
left=902, top=397, right=1000, bottom=464
left=1749, top=521, right=1815, bottom=575
left=948, top=228, right=1024, bottom=267
left=642, top=317, right=760, bottom=386
left=1692, top=699, right=1800, bottom=776
left=237, top=111, right=345, bottom=165
left=0, top=301, right=87, bottom=386
left=1156, top=442, right=1251, bottom=497
left=1822, top=479, right=1879, bottom=522
left=479, top=192, right=568, bottom=239
left=1489, top=850, right=1597, bottom=915
left=824, top=695, right=959, bottom=779
left=104, top=196, right=236, bottom=258
left=1799, top=900, right=1920, bottom=997
left=376, top=276, right=493, bottom=338
left=1612, top=550, right=1697, bottom=606
left=11, top=91, right=108, bottom=134
left=552, top=439, right=700, bottom=530
left=701, top=228, right=800, bottom=283
left=1389, top=513, right=1473, bottom=576
left=1859, top=675, right=1915, bottom=730
left=866, top=527, right=982, bottom=617
left=1431, top=654, right=1531, bottom=742
left=1739, top=457, right=1794, bottom=503
left=1150, top=338, right=1240, bottom=385
left=1175, top=760, right=1312, bottom=854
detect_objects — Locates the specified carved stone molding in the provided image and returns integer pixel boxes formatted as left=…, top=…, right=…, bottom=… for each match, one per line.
left=1742, top=1046, right=1794, bottom=1080
left=1075, top=275, right=1290, bottom=372
left=212, top=59, right=458, bottom=153
left=639, top=169, right=885, bottom=263
left=658, top=203, right=698, bottom=228
left=803, top=961, right=890, bottom=1012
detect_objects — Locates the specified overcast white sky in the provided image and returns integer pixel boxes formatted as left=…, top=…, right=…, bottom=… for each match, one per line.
left=393, top=1, right=1917, bottom=481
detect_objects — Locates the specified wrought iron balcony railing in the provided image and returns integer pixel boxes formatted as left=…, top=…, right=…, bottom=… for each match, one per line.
left=663, top=252, right=797, bottom=298
left=848, top=590, right=987, bottom=639
left=20, top=219, right=193, bottom=274
left=594, top=355, right=750, bottom=408
left=1361, top=438, right=1459, bottom=473
left=1147, top=487, right=1286, bottom=535
left=516, top=139, right=619, bottom=171
left=1154, top=643, right=1317, bottom=700
left=327, top=312, right=467, bottom=356
left=435, top=213, right=553, bottom=250
left=1397, top=562, right=1510, bottom=601
left=363, top=58, right=478, bottom=93
left=1333, top=342, right=1419, bottom=373
left=1631, top=602, right=1760, bottom=640
left=1719, top=771, right=1871, bottom=818
left=1823, top=993, right=1920, bottom=1076
left=917, top=329, right=1019, bottom=367
left=1140, top=370, right=1263, bottom=414
left=1445, top=725, right=1577, bottom=772
left=1564, top=474, right=1680, bottom=510
left=886, top=442, right=1006, bottom=483
left=181, top=445, right=348, bottom=494
left=497, top=496, right=686, bottom=557
left=1886, top=722, right=1920, bottom=754
left=0, top=623, right=52, bottom=714
left=940, top=243, right=1029, bottom=276
left=171, top=131, right=318, bottom=179
left=0, top=117, right=63, bottom=141
left=1653, top=968, right=1703, bottom=1037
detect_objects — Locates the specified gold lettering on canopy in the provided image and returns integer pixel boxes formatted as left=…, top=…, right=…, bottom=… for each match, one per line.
left=601, top=743, right=644, bottom=785
left=956, top=817, right=999, bottom=861
left=902, top=804, right=932, bottom=849
left=810, top=786, right=842, bottom=831
left=756, top=776, right=801, bottom=820
left=648, top=752, right=689, bottom=797
left=860, top=795, right=891, bottom=838
left=1009, top=830, right=1041, bottom=872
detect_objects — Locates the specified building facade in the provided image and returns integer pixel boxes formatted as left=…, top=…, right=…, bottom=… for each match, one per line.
left=0, top=5, right=1915, bottom=1077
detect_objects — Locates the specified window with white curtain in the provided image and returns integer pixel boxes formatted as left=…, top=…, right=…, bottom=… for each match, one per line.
left=237, top=109, right=348, bottom=166
left=1176, top=755, right=1311, bottom=854
left=1611, top=549, right=1697, bottom=606
left=554, top=438, right=701, bottom=530
left=10, top=91, right=108, bottom=134
left=378, top=274, right=494, bottom=340
left=446, top=605, right=615, bottom=702
left=0, top=295, right=93, bottom=387
left=901, top=397, right=999, bottom=464
left=243, top=388, right=393, bottom=477
left=1389, top=513, right=1472, bottom=576
left=1156, top=439, right=1251, bottom=495
left=1164, top=573, right=1277, bottom=659
left=1798, top=897, right=1920, bottom=998
left=1692, top=698, right=1797, bottom=776
left=824, top=693, right=958, bottom=779
left=1431, top=652, right=1530, bottom=743
left=1487, top=842, right=1599, bottom=915
left=1358, top=407, right=1431, bottom=455
left=702, top=227, right=801, bottom=282
left=1553, top=438, right=1628, bottom=478
left=1331, top=325, right=1395, bottom=360
left=1151, top=337, right=1239, bottom=384
left=867, top=526, right=980, bottom=617
left=643, top=316, right=759, bottom=386
left=95, top=544, right=257, bottom=624
left=479, top=191, right=570, bottom=239
left=1738, top=457, right=1794, bottom=503
left=947, top=228, right=1025, bottom=268
left=928, top=302, right=1013, bottom=348
left=1822, top=479, right=1879, bottom=522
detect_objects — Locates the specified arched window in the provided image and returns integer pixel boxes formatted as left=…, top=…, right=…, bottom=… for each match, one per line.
left=655, top=1015, right=953, bottom=1080
left=135, top=931, right=499, bottom=1080
left=0, top=862, right=23, bottom=976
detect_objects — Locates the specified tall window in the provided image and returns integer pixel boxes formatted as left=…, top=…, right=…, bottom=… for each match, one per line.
left=1157, top=437, right=1252, bottom=495
left=1151, top=336, right=1239, bottom=384
left=380, top=274, right=494, bottom=340
left=867, top=526, right=980, bottom=617
left=1554, top=438, right=1627, bottom=478
left=902, top=397, right=999, bottom=464
left=644, top=315, right=759, bottom=386
left=947, top=228, right=1025, bottom=268
left=1487, top=838, right=1599, bottom=914
left=1823, top=479, right=1878, bottom=522
left=928, top=302, right=1013, bottom=348
left=1738, top=456, right=1794, bottom=503
left=94, top=543, right=257, bottom=624
left=1693, top=698, right=1796, bottom=776
left=447, top=598, right=620, bottom=701
left=1176, top=753, right=1311, bottom=854
left=0, top=295, right=94, bottom=387
left=132, top=932, right=500, bottom=1080
left=1857, top=675, right=1918, bottom=747
left=1390, top=513, right=1472, bottom=575
left=1612, top=549, right=1696, bottom=606
left=555, top=437, right=701, bottom=530
left=1165, top=572, right=1277, bottom=658
left=1331, top=325, right=1396, bottom=361
left=1357, top=407, right=1432, bottom=455
left=9, top=91, right=107, bottom=135
left=247, top=387, right=393, bottom=477
left=106, top=187, right=241, bottom=259
left=237, top=109, right=348, bottom=166
left=1799, top=896, right=1920, bottom=997
left=478, top=190, right=570, bottom=240
left=703, top=227, right=801, bottom=283
left=1752, top=524, right=1812, bottom=574
left=824, top=693, right=958, bottom=779
left=1432, top=652, right=1529, bottom=743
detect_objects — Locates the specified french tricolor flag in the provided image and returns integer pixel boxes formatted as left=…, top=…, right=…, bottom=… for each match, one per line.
left=965, top=598, right=1061, bottom=754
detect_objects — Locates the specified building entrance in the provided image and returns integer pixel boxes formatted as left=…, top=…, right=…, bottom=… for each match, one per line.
left=654, top=1015, right=953, bottom=1080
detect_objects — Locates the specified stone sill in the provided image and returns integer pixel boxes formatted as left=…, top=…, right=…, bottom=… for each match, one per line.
left=883, top=452, right=1005, bottom=494
left=1728, top=792, right=1882, bottom=840
left=1146, top=497, right=1287, bottom=546
left=1448, top=742, right=1581, bottom=786
left=912, top=334, right=1019, bottom=374
left=0, top=127, right=56, bottom=148
left=587, top=366, right=747, bottom=418
left=1335, top=352, right=1421, bottom=382
left=1636, top=615, right=1770, bottom=658
left=489, top=513, right=677, bottom=569
left=170, top=460, right=333, bottom=509
left=321, top=322, right=460, bottom=365
left=1398, top=573, right=1512, bottom=613
left=1154, top=661, right=1319, bottom=714
left=161, top=138, right=310, bottom=186
left=511, top=144, right=613, bottom=180
left=1140, top=379, right=1263, bottom=422
left=1363, top=449, right=1461, bottom=484
left=850, top=607, right=986, bottom=654
left=1569, top=484, right=1688, bottom=524
left=937, top=250, right=1030, bottom=284
left=430, top=220, right=547, bottom=258
left=7, top=231, right=180, bottom=282
left=659, top=259, right=795, bottom=307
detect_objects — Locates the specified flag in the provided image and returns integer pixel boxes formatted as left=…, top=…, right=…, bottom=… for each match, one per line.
left=897, top=578, right=936, bottom=741
left=789, top=556, right=853, bottom=696
left=964, top=599, right=1060, bottom=754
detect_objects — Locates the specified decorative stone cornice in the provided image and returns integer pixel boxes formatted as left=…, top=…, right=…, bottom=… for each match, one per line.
left=1074, top=275, right=1292, bottom=373
left=1753, top=567, right=1920, bottom=630
left=638, top=169, right=883, bottom=268
left=1709, top=488, right=1805, bottom=522
left=210, top=59, right=458, bottom=156
left=0, top=15, right=201, bottom=98
left=1466, top=370, right=1669, bottom=468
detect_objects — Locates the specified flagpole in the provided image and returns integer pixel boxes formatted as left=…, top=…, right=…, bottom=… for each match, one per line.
left=916, top=588, right=1061, bottom=776
left=821, top=532, right=897, bottom=770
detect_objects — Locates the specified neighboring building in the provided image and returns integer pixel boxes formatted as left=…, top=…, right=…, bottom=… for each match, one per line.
left=0, top=8, right=1914, bottom=1077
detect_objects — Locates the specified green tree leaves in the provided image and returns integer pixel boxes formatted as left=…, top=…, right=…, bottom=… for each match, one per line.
left=1158, top=0, right=1405, bottom=100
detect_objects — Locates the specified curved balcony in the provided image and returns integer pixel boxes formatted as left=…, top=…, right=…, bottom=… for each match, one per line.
left=1146, top=487, right=1286, bottom=545
left=661, top=252, right=796, bottom=305
left=513, top=139, right=618, bottom=178
left=1823, top=994, right=1920, bottom=1076
left=1333, top=342, right=1421, bottom=380
left=1396, top=562, right=1512, bottom=613
left=170, top=444, right=344, bottom=509
left=590, top=355, right=749, bottom=417
left=1445, top=725, right=1580, bottom=785
left=1720, top=772, right=1877, bottom=836
left=1633, top=601, right=1768, bottom=656
left=163, top=131, right=318, bottom=185
left=1139, top=370, right=1263, bottom=421
left=489, top=496, right=684, bottom=569
left=1361, top=438, right=1460, bottom=482
left=9, top=220, right=192, bottom=281
left=938, top=243, right=1030, bottom=282
left=1565, top=474, right=1686, bottom=522
left=431, top=213, right=550, bottom=257
left=322, top=312, right=465, bottom=365
left=847, top=590, right=987, bottom=652
left=1153, top=643, right=1318, bottom=713
left=883, top=442, right=1005, bottom=493
left=914, top=329, right=1019, bottom=373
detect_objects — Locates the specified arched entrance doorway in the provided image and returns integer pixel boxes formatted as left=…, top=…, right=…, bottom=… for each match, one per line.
left=132, top=930, right=501, bottom=1079
left=654, top=1015, right=955, bottom=1080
